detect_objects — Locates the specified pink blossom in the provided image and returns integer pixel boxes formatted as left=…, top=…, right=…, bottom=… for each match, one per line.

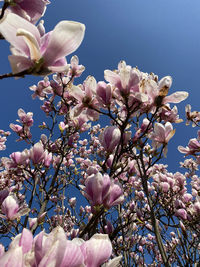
left=178, top=138, right=200, bottom=156
left=70, top=76, right=100, bottom=120
left=193, top=202, right=200, bottom=214
left=96, top=81, right=112, bottom=106
left=1, top=195, right=20, bottom=220
left=43, top=151, right=52, bottom=167
left=104, top=62, right=188, bottom=109
left=106, top=154, right=114, bottom=168
left=81, top=233, right=112, bottom=266
left=0, top=246, right=24, bottom=267
left=104, top=220, right=114, bottom=234
left=182, top=193, right=193, bottom=203
left=9, top=228, right=33, bottom=254
left=69, top=197, right=76, bottom=207
left=9, top=150, right=29, bottom=167
left=0, top=129, right=10, bottom=151
left=9, top=123, right=23, bottom=134
left=17, top=108, right=33, bottom=126
left=104, top=60, right=142, bottom=98
left=185, top=104, right=200, bottom=127
left=0, top=13, right=85, bottom=75
left=99, top=126, right=121, bottom=152
left=29, top=142, right=45, bottom=164
left=102, top=256, right=122, bottom=267
left=83, top=172, right=111, bottom=207
left=150, top=122, right=175, bottom=156
left=32, top=226, right=113, bottom=267
left=29, top=76, right=53, bottom=100
left=28, top=217, right=37, bottom=229
left=9, top=0, right=50, bottom=24
left=175, top=208, right=187, bottom=220
left=68, top=55, right=85, bottom=77
left=103, top=181, right=124, bottom=209
left=38, top=234, right=84, bottom=266
left=29, top=76, right=52, bottom=100
left=83, top=172, right=124, bottom=209
left=147, top=75, right=188, bottom=108
left=59, top=121, right=68, bottom=132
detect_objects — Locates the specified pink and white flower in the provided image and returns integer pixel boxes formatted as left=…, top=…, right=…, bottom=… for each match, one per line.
left=8, top=0, right=50, bottom=24
left=0, top=13, right=85, bottom=75
left=82, top=172, right=124, bottom=209
left=99, top=126, right=121, bottom=152
left=150, top=122, right=175, bottom=156
left=0, top=226, right=115, bottom=267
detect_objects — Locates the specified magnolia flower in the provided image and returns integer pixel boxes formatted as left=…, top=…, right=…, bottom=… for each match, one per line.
left=8, top=0, right=50, bottom=24
left=82, top=233, right=112, bottom=266
left=68, top=55, right=85, bottom=77
left=0, top=226, right=114, bottom=267
left=96, top=81, right=112, bottom=106
left=0, top=195, right=29, bottom=220
left=99, top=126, right=121, bottom=152
left=83, top=172, right=111, bottom=207
left=59, top=121, right=68, bottom=133
left=70, top=76, right=100, bottom=120
left=83, top=172, right=124, bottom=209
left=150, top=122, right=175, bottom=156
left=175, top=208, right=187, bottom=220
left=178, top=138, right=200, bottom=156
left=104, top=60, right=142, bottom=98
left=17, top=108, right=33, bottom=127
left=0, top=13, right=85, bottom=75
left=1, top=195, right=20, bottom=220
left=29, top=142, right=45, bottom=164
left=9, top=150, right=29, bottom=167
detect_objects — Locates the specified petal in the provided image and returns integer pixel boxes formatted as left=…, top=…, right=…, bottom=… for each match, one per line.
left=106, top=183, right=124, bottom=207
left=48, top=65, right=68, bottom=73
left=19, top=228, right=33, bottom=253
left=12, top=0, right=49, bottom=23
left=84, top=76, right=97, bottom=96
left=83, top=234, right=112, bottom=267
left=47, top=57, right=68, bottom=73
left=43, top=21, right=85, bottom=66
left=16, top=29, right=41, bottom=61
left=102, top=256, right=122, bottom=267
left=8, top=55, right=33, bottom=74
left=1, top=195, right=19, bottom=220
left=104, top=70, right=121, bottom=87
left=38, top=241, right=58, bottom=267
left=0, top=247, right=24, bottom=267
left=163, top=91, right=188, bottom=104
left=166, top=129, right=176, bottom=143
left=0, top=13, right=40, bottom=56
left=165, top=122, right=173, bottom=136
left=178, top=145, right=190, bottom=154
left=59, top=241, right=84, bottom=267
left=154, top=123, right=165, bottom=140
left=158, top=76, right=172, bottom=90
left=70, top=85, right=85, bottom=101
left=40, top=32, right=51, bottom=54
left=119, top=66, right=130, bottom=89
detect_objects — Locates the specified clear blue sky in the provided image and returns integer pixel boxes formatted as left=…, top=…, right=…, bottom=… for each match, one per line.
left=0, top=0, right=200, bottom=171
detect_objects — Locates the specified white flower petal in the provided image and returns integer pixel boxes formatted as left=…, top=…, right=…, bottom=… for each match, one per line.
left=17, top=29, right=41, bottom=61
left=43, top=21, right=85, bottom=67
left=0, top=13, right=40, bottom=56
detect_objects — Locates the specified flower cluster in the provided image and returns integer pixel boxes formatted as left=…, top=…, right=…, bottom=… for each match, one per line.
left=0, top=226, right=121, bottom=266
left=0, top=0, right=200, bottom=266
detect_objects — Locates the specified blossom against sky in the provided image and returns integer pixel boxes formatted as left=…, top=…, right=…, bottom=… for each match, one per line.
left=0, top=0, right=200, bottom=171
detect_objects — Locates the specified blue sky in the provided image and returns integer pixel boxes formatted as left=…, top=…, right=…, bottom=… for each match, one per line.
left=0, top=0, right=200, bottom=171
